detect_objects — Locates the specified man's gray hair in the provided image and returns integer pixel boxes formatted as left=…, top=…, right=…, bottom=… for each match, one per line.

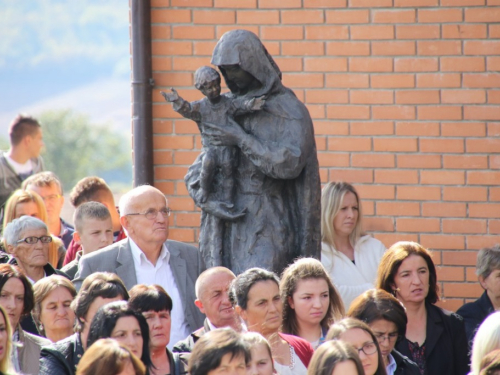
left=476, top=244, right=500, bottom=279
left=3, top=216, right=48, bottom=246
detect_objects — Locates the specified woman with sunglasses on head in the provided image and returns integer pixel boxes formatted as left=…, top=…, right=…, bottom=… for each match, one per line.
left=280, top=258, right=344, bottom=349
left=376, top=241, right=468, bottom=375
left=348, top=289, right=420, bottom=375
left=326, top=317, right=387, bottom=375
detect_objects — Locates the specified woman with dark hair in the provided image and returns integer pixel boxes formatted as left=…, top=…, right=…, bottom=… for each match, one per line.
left=348, top=289, right=420, bottom=375
left=231, top=267, right=314, bottom=375
left=376, top=241, right=468, bottom=375
left=321, top=182, right=386, bottom=309
left=77, top=338, right=146, bottom=375
left=0, top=263, right=50, bottom=375
left=87, top=300, right=152, bottom=372
left=129, top=284, right=188, bottom=375
left=189, top=328, right=250, bottom=375
left=326, top=317, right=386, bottom=375
left=308, top=340, right=365, bottom=375
left=32, top=275, right=76, bottom=342
left=280, top=257, right=344, bottom=349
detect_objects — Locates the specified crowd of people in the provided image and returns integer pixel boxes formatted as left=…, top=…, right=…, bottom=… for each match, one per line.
left=0, top=116, right=499, bottom=375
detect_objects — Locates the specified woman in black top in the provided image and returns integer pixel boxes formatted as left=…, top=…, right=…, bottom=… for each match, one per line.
left=376, top=241, right=469, bottom=375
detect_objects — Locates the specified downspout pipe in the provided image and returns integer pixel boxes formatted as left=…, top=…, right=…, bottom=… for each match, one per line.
left=131, top=0, right=154, bottom=187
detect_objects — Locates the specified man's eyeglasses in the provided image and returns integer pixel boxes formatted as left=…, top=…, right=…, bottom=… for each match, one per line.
left=125, top=208, right=171, bottom=220
left=41, top=194, right=62, bottom=203
left=375, top=333, right=399, bottom=344
left=354, top=342, right=378, bottom=356
left=16, top=236, right=53, bottom=245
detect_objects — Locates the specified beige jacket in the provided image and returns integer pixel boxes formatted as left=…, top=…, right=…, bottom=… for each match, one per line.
left=17, top=327, right=51, bottom=375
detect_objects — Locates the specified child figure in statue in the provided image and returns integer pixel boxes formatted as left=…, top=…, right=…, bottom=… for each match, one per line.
left=161, top=66, right=264, bottom=206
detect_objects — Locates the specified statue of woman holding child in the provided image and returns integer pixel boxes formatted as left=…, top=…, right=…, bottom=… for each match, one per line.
left=181, top=30, right=321, bottom=274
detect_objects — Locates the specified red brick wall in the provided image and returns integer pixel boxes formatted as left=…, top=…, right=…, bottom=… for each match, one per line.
left=148, top=0, right=500, bottom=311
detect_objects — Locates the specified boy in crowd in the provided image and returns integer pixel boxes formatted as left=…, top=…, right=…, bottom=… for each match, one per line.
left=63, top=176, right=125, bottom=265
left=62, top=202, right=114, bottom=279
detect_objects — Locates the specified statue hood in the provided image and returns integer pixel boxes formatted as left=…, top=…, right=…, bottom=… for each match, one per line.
left=211, top=29, right=282, bottom=98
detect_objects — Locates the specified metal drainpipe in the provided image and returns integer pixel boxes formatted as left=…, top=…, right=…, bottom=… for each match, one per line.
left=131, top=0, right=154, bottom=187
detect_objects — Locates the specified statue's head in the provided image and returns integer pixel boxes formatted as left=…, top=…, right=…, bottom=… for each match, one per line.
left=194, top=66, right=222, bottom=100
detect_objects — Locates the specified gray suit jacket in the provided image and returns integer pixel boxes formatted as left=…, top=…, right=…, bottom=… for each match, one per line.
left=73, top=238, right=205, bottom=332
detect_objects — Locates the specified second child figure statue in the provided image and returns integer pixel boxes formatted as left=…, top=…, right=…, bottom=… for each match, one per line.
left=161, top=66, right=264, bottom=208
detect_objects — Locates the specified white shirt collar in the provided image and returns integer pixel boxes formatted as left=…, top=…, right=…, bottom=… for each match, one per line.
left=386, top=353, right=397, bottom=375
left=129, top=237, right=170, bottom=267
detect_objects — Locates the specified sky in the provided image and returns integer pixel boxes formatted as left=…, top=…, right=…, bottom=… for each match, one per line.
left=0, top=0, right=130, bottom=132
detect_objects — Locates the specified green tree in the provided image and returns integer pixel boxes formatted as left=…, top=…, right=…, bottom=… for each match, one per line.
left=39, top=109, right=132, bottom=191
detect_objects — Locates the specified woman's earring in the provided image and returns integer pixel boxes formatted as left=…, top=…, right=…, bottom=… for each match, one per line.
left=392, top=288, right=400, bottom=297
left=39, top=324, right=43, bottom=332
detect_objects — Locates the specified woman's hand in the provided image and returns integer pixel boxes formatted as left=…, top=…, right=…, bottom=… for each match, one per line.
left=203, top=117, right=246, bottom=147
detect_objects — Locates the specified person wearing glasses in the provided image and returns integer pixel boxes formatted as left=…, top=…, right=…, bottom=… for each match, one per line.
left=326, top=317, right=387, bottom=375
left=22, top=171, right=74, bottom=249
left=347, top=289, right=420, bottom=375
left=3, top=216, right=69, bottom=283
left=74, top=185, right=205, bottom=348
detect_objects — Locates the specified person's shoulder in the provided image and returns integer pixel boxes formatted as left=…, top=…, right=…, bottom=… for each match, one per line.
left=80, top=239, right=125, bottom=262
left=279, top=333, right=313, bottom=350
left=23, top=330, right=51, bottom=346
left=356, top=235, right=386, bottom=254
left=167, top=239, right=198, bottom=253
left=456, top=298, right=481, bottom=317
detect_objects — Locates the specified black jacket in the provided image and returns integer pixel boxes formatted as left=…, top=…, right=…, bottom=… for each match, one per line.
left=456, top=290, right=494, bottom=347
left=39, top=332, right=83, bottom=375
left=172, top=318, right=210, bottom=353
left=396, top=303, right=469, bottom=375
left=392, top=349, right=421, bottom=375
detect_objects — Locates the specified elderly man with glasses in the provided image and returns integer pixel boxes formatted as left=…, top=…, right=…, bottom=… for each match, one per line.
left=74, top=185, right=205, bottom=349
left=3, top=216, right=69, bottom=283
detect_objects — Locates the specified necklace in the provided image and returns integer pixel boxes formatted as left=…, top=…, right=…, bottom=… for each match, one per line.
left=288, top=344, right=295, bottom=370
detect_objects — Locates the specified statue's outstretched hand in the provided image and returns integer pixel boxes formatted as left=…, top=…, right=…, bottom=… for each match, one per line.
left=203, top=118, right=245, bottom=147
left=250, top=95, right=266, bottom=111
left=161, top=88, right=179, bottom=102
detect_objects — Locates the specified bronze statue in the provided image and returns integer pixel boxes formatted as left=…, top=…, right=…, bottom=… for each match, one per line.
left=165, top=30, right=321, bottom=274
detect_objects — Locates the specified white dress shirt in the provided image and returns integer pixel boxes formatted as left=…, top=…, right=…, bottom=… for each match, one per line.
left=129, top=238, right=190, bottom=349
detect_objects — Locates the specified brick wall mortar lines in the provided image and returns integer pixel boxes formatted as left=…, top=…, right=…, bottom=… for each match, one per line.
left=145, top=3, right=500, bottom=310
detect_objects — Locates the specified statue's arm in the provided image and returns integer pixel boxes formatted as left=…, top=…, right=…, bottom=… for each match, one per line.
left=230, top=95, right=266, bottom=116
left=237, top=116, right=311, bottom=180
left=161, top=89, right=202, bottom=122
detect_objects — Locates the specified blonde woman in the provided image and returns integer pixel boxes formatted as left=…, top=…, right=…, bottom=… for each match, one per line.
left=321, top=182, right=386, bottom=309
left=471, top=312, right=500, bottom=375
left=0, top=305, right=15, bottom=375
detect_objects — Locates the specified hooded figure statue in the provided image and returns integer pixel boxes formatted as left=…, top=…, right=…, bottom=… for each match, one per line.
left=185, top=30, right=321, bottom=274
